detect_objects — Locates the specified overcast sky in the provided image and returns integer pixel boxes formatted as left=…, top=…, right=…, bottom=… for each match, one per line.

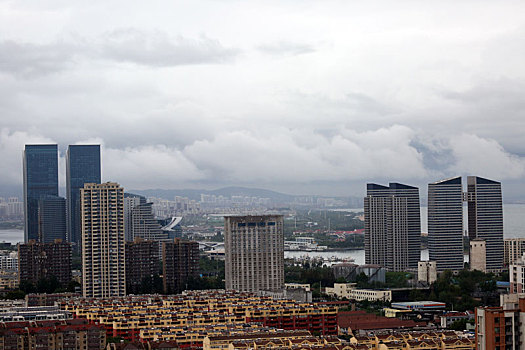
left=1, top=0, right=525, bottom=199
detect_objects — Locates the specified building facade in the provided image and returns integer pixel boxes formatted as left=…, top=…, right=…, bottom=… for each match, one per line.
left=131, top=202, right=168, bottom=242
left=18, top=240, right=72, bottom=287
left=417, top=261, right=437, bottom=285
left=224, top=215, right=284, bottom=292
left=37, top=195, right=66, bottom=243
left=504, top=238, right=525, bottom=266
left=124, top=193, right=145, bottom=242
left=126, top=238, right=160, bottom=294
left=428, top=177, right=464, bottom=272
left=66, top=145, right=101, bottom=251
left=81, top=182, right=125, bottom=298
left=23, top=144, right=59, bottom=242
left=162, top=239, right=199, bottom=293
left=470, top=238, right=487, bottom=273
left=475, top=296, right=525, bottom=349
left=364, top=183, right=421, bottom=271
left=467, top=176, right=504, bottom=272
left=510, top=255, right=525, bottom=293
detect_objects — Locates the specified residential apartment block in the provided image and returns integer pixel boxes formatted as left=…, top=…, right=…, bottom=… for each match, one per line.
left=81, top=182, right=125, bottom=298
left=162, top=238, right=199, bottom=294
left=504, top=238, right=525, bottom=266
left=18, top=239, right=72, bottom=287
left=126, top=238, right=160, bottom=294
left=475, top=295, right=525, bottom=349
left=224, top=215, right=284, bottom=292
left=0, top=319, right=105, bottom=350
left=58, top=290, right=338, bottom=346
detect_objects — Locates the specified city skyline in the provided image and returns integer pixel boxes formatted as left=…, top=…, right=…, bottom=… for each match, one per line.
left=1, top=1, right=525, bottom=199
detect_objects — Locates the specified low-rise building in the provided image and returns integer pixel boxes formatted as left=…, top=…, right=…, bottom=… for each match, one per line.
left=59, top=290, right=339, bottom=346
left=0, top=305, right=71, bottom=322
left=440, top=311, right=474, bottom=328
left=0, top=271, right=18, bottom=290
left=417, top=261, right=437, bottom=285
left=325, top=283, right=392, bottom=302
left=26, top=292, right=81, bottom=307
left=0, top=319, right=105, bottom=350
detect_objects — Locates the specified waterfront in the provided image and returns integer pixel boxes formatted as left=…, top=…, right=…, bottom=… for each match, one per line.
left=0, top=229, right=23, bottom=244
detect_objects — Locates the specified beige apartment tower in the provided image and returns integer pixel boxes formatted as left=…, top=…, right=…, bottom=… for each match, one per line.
left=504, top=238, right=525, bottom=266
left=470, top=238, right=487, bottom=273
left=224, top=215, right=284, bottom=292
left=81, top=182, right=126, bottom=298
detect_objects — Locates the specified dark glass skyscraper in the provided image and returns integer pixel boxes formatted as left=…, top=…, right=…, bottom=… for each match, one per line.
left=23, top=144, right=59, bottom=242
left=428, top=177, right=464, bottom=272
left=66, top=145, right=101, bottom=250
left=38, top=195, right=67, bottom=243
left=364, top=183, right=421, bottom=271
left=467, top=176, right=503, bottom=272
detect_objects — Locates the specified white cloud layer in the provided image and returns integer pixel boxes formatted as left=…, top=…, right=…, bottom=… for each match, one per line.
left=0, top=0, right=524, bottom=197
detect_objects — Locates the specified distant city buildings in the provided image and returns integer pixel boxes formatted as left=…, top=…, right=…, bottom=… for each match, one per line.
left=81, top=182, right=125, bottom=298
left=18, top=239, right=72, bottom=288
left=23, top=144, right=59, bottom=242
left=467, top=176, right=504, bottom=272
left=224, top=215, right=284, bottom=292
left=427, top=177, right=464, bottom=272
left=0, top=197, right=23, bottom=219
left=66, top=145, right=101, bottom=251
left=162, top=238, right=199, bottom=294
left=364, top=183, right=421, bottom=271
left=149, top=196, right=201, bottom=217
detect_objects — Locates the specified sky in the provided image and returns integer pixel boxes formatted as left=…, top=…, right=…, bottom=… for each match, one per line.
left=1, top=0, right=525, bottom=199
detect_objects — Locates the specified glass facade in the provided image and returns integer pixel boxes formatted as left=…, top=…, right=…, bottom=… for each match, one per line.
left=66, top=145, right=101, bottom=250
left=23, top=144, right=59, bottom=242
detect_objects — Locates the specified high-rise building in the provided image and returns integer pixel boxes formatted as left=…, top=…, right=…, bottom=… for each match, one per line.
left=126, top=238, right=160, bottom=294
left=364, top=183, right=421, bottom=271
left=66, top=145, right=101, bottom=251
left=81, top=182, right=125, bottom=298
left=162, top=239, right=199, bottom=294
left=23, top=145, right=59, bottom=242
left=124, top=193, right=145, bottom=242
left=131, top=203, right=168, bottom=242
left=18, top=239, right=72, bottom=287
left=427, top=177, right=464, bottom=272
left=467, top=176, right=504, bottom=272
left=38, top=195, right=67, bottom=243
left=224, top=215, right=284, bottom=292
left=504, top=238, right=525, bottom=266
